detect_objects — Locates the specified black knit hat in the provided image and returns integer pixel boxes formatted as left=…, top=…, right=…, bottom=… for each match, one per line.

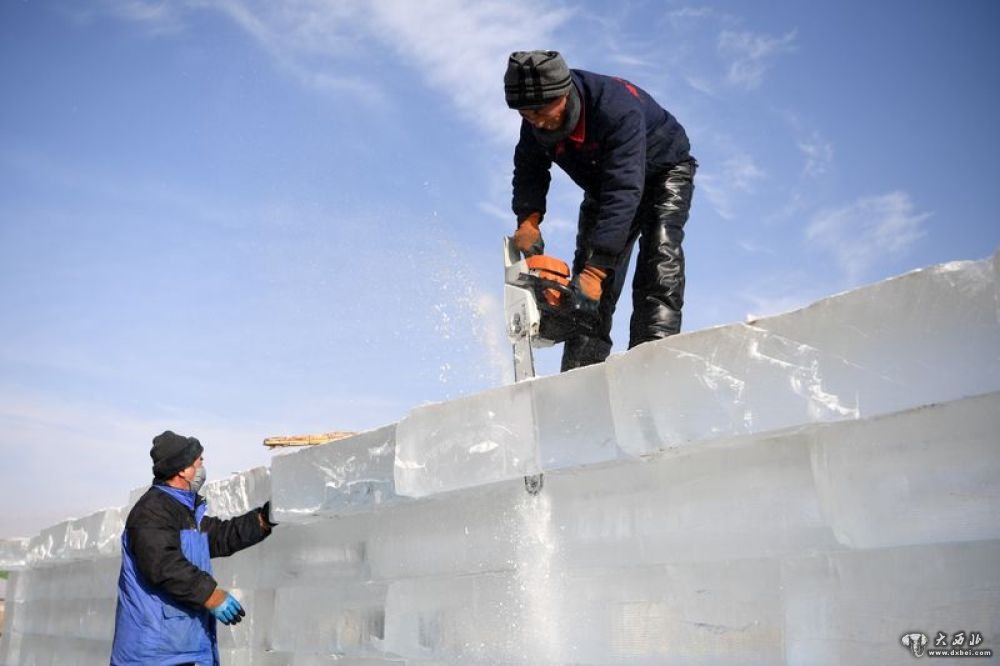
left=504, top=50, right=573, bottom=109
left=150, top=430, right=203, bottom=480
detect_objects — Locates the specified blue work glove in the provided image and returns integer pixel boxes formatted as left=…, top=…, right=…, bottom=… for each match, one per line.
left=209, top=592, right=245, bottom=625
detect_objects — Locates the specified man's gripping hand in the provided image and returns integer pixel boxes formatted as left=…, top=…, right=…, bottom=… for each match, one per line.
left=514, top=212, right=544, bottom=257
left=572, top=264, right=608, bottom=315
left=206, top=588, right=246, bottom=626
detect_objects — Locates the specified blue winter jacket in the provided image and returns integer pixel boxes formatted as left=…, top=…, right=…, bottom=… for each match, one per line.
left=512, top=69, right=693, bottom=269
left=110, top=484, right=270, bottom=665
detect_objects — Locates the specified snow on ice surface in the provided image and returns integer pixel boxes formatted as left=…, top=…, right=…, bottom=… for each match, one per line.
left=2, top=252, right=999, bottom=665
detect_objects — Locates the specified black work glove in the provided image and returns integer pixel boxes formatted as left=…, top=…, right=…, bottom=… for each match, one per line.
left=260, top=501, right=278, bottom=529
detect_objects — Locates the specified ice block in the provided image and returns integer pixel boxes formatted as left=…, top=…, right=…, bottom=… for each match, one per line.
left=271, top=425, right=398, bottom=521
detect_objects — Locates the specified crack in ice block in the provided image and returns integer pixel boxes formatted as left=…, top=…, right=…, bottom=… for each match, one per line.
left=271, top=425, right=398, bottom=521
left=608, top=253, right=1000, bottom=458
left=811, top=391, right=1000, bottom=549
left=756, top=254, right=1000, bottom=418
left=606, top=322, right=861, bottom=457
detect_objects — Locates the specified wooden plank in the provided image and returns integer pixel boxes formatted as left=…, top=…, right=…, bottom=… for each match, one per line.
left=262, top=431, right=356, bottom=448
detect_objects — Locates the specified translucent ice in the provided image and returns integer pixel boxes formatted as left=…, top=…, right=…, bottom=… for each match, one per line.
left=782, top=539, right=1000, bottom=665
left=201, top=465, right=271, bottom=519
left=270, top=581, right=387, bottom=656
left=395, top=362, right=628, bottom=499
left=531, top=361, right=630, bottom=469
left=271, top=425, right=398, bottom=521
left=606, top=323, right=860, bottom=456
left=754, top=256, right=1000, bottom=417
left=607, top=253, right=1000, bottom=457
left=395, top=382, right=538, bottom=497
left=4, top=252, right=999, bottom=666
left=383, top=558, right=785, bottom=664
left=0, top=537, right=29, bottom=570
left=26, top=507, right=123, bottom=566
left=811, top=390, right=1000, bottom=549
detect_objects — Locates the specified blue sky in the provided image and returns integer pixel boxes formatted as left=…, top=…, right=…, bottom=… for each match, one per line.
left=2, top=0, right=998, bottom=539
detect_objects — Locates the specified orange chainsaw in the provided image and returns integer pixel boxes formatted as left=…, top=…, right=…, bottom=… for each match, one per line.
left=503, top=236, right=599, bottom=494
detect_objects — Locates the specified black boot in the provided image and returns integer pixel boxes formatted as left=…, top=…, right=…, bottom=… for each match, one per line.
left=561, top=335, right=613, bottom=371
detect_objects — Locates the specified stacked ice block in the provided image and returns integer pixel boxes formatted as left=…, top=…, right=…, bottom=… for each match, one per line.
left=2, top=252, right=998, bottom=665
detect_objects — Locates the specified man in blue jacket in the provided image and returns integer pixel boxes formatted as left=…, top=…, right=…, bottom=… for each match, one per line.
left=111, top=430, right=275, bottom=665
left=505, top=50, right=697, bottom=370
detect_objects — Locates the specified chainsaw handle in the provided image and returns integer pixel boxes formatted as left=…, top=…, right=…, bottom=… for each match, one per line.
left=531, top=276, right=574, bottom=300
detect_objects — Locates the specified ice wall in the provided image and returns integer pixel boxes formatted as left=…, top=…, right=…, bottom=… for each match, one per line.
left=2, top=252, right=998, bottom=665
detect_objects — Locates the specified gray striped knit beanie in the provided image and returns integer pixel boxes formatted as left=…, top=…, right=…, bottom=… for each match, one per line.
left=504, top=51, right=572, bottom=109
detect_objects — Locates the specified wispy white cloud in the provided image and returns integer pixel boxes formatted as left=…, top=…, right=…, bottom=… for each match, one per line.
left=806, top=191, right=931, bottom=283
left=697, top=150, right=766, bottom=220
left=476, top=200, right=511, bottom=227
left=365, top=0, right=573, bottom=139
left=76, top=0, right=186, bottom=34
left=743, top=290, right=815, bottom=322
left=735, top=268, right=826, bottom=322
left=722, top=153, right=766, bottom=191
left=109, top=0, right=180, bottom=25
left=202, top=0, right=388, bottom=105
left=667, top=6, right=719, bottom=27
left=683, top=74, right=719, bottom=97
left=98, top=0, right=574, bottom=140
left=718, top=28, right=797, bottom=90
left=738, top=239, right=776, bottom=256
left=798, top=131, right=834, bottom=177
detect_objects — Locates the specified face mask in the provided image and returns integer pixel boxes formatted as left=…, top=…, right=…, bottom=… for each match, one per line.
left=532, top=85, right=580, bottom=147
left=188, top=465, right=207, bottom=494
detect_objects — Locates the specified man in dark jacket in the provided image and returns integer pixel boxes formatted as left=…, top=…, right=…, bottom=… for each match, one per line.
left=111, top=430, right=275, bottom=665
left=505, top=50, right=697, bottom=370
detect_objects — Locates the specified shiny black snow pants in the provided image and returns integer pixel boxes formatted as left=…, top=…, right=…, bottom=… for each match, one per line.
left=561, top=159, right=696, bottom=372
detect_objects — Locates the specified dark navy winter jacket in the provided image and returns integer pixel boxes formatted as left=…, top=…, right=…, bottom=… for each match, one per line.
left=110, top=484, right=270, bottom=665
left=512, top=69, right=692, bottom=268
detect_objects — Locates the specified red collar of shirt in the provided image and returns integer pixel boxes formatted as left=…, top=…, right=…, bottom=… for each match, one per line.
left=567, top=101, right=586, bottom=144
